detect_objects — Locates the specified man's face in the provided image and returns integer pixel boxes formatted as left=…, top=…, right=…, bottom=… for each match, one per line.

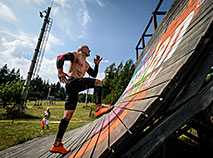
left=82, top=46, right=90, bottom=57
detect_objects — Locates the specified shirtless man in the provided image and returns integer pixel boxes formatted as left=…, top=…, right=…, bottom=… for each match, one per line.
left=50, top=45, right=113, bottom=154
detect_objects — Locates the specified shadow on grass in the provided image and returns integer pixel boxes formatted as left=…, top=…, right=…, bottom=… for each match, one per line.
left=0, top=109, right=40, bottom=120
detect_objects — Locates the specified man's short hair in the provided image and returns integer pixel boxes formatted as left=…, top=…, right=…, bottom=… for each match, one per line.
left=78, top=45, right=88, bottom=52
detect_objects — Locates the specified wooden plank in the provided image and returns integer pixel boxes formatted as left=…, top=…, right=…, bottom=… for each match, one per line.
left=121, top=81, right=213, bottom=158
left=134, top=16, right=213, bottom=114
left=133, top=21, right=212, bottom=108
left=0, top=135, right=56, bottom=158
left=98, top=22, right=211, bottom=158
left=166, top=37, right=213, bottom=112
left=137, top=0, right=212, bottom=68
left=137, top=0, right=189, bottom=61
left=116, top=30, right=213, bottom=157
left=122, top=52, right=192, bottom=116
left=75, top=115, right=109, bottom=158
left=165, top=11, right=213, bottom=65
left=42, top=122, right=97, bottom=158
left=100, top=1, right=213, bottom=157
left=66, top=115, right=108, bottom=158
left=139, top=5, right=212, bottom=76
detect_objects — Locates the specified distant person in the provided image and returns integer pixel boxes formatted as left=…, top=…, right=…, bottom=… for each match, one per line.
left=50, top=45, right=113, bottom=154
left=41, top=107, right=50, bottom=133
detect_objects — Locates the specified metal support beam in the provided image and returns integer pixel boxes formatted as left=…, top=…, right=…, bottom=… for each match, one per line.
left=135, top=0, right=167, bottom=60
left=18, top=7, right=52, bottom=110
left=152, top=13, right=158, bottom=30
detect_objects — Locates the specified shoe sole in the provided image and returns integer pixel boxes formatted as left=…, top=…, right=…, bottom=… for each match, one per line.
left=96, top=106, right=114, bottom=118
left=50, top=150, right=70, bottom=155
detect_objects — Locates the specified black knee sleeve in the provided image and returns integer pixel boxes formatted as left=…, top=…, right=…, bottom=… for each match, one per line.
left=56, top=118, right=70, bottom=141
left=94, top=85, right=102, bottom=105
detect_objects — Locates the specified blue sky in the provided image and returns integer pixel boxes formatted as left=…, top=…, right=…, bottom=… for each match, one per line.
left=0, top=0, right=174, bottom=84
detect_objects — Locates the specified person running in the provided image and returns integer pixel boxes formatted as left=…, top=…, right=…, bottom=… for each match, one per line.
left=41, top=107, right=50, bottom=133
left=50, top=45, right=113, bottom=154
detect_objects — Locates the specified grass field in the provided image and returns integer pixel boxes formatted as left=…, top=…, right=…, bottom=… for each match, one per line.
left=0, top=101, right=96, bottom=151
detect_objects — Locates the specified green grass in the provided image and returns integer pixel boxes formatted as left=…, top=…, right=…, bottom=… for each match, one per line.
left=0, top=101, right=96, bottom=151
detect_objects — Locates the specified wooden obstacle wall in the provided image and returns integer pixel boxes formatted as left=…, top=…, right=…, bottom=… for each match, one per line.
left=67, top=0, right=213, bottom=157
left=0, top=0, right=212, bottom=157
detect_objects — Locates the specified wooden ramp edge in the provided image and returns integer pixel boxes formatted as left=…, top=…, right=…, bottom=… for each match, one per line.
left=0, top=0, right=212, bottom=157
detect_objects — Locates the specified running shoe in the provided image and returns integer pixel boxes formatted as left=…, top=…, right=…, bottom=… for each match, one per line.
left=50, top=143, right=70, bottom=154
left=95, top=104, right=114, bottom=118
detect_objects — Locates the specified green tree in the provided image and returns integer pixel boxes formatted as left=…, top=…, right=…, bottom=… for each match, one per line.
left=28, top=76, right=65, bottom=101
left=28, top=76, right=49, bottom=100
left=102, top=59, right=135, bottom=104
left=78, top=93, right=86, bottom=103
left=0, top=65, right=24, bottom=111
left=0, top=64, right=21, bottom=84
left=0, top=80, right=24, bottom=110
left=50, top=82, right=65, bottom=100
left=102, top=63, right=116, bottom=103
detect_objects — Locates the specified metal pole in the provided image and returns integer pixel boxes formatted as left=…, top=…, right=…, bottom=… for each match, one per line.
left=136, top=48, right=139, bottom=60
left=18, top=7, right=51, bottom=110
left=152, top=12, right=158, bottom=30
left=85, top=88, right=89, bottom=107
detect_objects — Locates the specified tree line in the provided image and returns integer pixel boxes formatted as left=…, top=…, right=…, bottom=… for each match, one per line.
left=0, top=64, right=65, bottom=110
left=102, top=59, right=135, bottom=104
left=0, top=59, right=135, bottom=110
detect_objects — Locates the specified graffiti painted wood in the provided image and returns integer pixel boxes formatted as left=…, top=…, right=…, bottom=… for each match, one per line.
left=0, top=0, right=212, bottom=157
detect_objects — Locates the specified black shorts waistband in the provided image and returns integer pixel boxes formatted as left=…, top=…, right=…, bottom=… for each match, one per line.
left=68, top=77, right=76, bottom=81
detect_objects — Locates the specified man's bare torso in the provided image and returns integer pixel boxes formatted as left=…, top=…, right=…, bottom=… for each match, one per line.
left=68, top=52, right=90, bottom=78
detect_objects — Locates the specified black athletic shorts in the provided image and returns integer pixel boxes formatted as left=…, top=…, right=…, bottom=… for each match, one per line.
left=65, top=77, right=96, bottom=110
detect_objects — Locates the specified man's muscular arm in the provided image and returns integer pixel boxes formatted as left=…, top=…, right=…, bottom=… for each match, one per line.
left=56, top=52, right=74, bottom=70
left=87, top=65, right=98, bottom=78
left=56, top=52, right=74, bottom=83
left=87, top=55, right=102, bottom=78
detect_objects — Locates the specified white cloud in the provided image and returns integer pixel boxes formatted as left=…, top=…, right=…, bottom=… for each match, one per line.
left=23, top=0, right=46, bottom=7
left=0, top=2, right=17, bottom=22
left=0, top=0, right=106, bottom=85
left=82, top=10, right=92, bottom=27
left=46, top=33, right=64, bottom=51
left=74, top=0, right=92, bottom=39
left=0, top=35, right=60, bottom=83
left=54, top=0, right=69, bottom=8
left=52, top=7, right=59, bottom=16
left=2, top=37, right=33, bottom=50
left=0, top=34, right=36, bottom=81
left=97, top=72, right=105, bottom=80
left=49, top=34, right=61, bottom=45
left=0, top=30, right=36, bottom=45
left=39, top=57, right=58, bottom=83
left=0, top=44, right=31, bottom=79
left=1, top=36, right=34, bottom=58
left=102, top=59, right=109, bottom=63
left=96, top=0, right=105, bottom=7
left=79, top=0, right=92, bottom=27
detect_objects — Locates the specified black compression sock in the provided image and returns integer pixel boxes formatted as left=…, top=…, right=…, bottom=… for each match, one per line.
left=56, top=118, right=70, bottom=141
left=94, top=85, right=102, bottom=105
